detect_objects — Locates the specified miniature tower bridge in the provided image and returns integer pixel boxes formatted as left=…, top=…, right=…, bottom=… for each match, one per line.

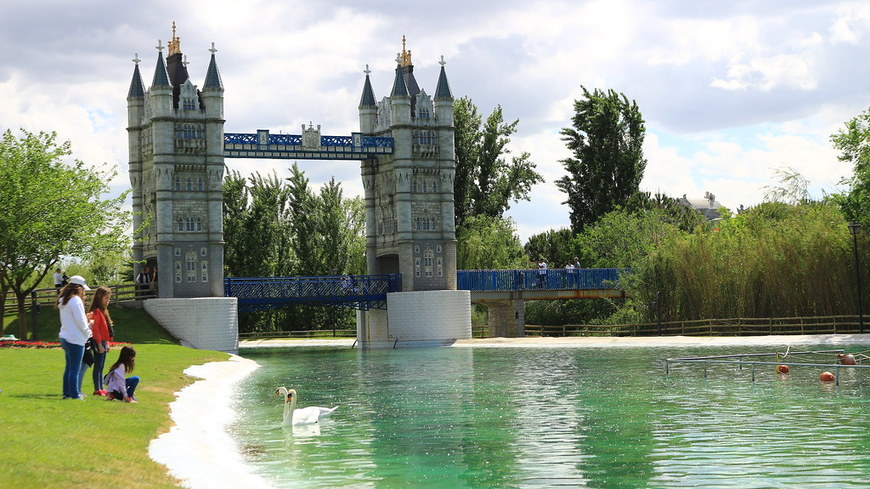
left=127, top=27, right=470, bottom=349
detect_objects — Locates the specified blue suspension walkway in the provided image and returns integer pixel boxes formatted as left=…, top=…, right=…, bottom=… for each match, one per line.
left=225, top=274, right=402, bottom=313
left=225, top=268, right=627, bottom=312
left=223, top=130, right=393, bottom=160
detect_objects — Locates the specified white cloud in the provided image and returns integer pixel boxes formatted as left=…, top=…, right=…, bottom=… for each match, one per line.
left=1, top=0, right=868, bottom=247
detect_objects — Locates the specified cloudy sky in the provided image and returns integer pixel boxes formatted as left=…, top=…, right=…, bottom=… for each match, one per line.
left=2, top=0, right=869, bottom=241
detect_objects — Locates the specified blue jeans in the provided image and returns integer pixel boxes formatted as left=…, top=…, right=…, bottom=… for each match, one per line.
left=60, top=338, right=85, bottom=399
left=112, top=376, right=140, bottom=400
left=92, top=343, right=108, bottom=391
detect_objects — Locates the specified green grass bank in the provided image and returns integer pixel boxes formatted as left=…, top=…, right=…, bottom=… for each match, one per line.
left=0, top=306, right=228, bottom=488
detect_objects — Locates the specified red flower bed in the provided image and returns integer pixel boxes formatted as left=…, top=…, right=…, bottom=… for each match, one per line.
left=0, top=340, right=61, bottom=349
left=0, top=340, right=130, bottom=349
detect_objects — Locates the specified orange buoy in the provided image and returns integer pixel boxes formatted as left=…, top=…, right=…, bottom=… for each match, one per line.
left=776, top=365, right=790, bottom=374
left=820, top=371, right=835, bottom=382
left=838, top=354, right=857, bottom=366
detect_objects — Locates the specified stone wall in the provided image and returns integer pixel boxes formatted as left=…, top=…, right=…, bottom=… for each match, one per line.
left=143, top=298, right=238, bottom=352
left=359, top=290, right=471, bottom=348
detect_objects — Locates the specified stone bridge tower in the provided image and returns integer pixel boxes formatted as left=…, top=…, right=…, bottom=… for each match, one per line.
left=127, top=24, right=225, bottom=298
left=358, top=37, right=457, bottom=291
left=356, top=38, right=471, bottom=347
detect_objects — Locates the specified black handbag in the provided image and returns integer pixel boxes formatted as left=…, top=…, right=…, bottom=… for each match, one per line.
left=83, top=339, right=95, bottom=367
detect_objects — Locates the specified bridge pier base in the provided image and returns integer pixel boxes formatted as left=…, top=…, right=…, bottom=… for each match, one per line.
left=357, top=290, right=471, bottom=348
left=144, top=298, right=239, bottom=352
left=479, top=299, right=525, bottom=338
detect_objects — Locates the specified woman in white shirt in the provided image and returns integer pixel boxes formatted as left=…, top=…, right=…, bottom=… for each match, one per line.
left=58, top=275, right=92, bottom=399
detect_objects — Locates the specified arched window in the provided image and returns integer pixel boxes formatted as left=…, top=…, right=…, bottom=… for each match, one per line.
left=174, top=176, right=180, bottom=191
left=186, top=178, right=192, bottom=191
left=177, top=218, right=184, bottom=231
left=195, top=217, right=202, bottom=231
left=197, top=178, right=204, bottom=191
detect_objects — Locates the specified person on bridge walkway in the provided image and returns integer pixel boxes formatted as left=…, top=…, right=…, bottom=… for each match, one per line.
left=573, top=257, right=581, bottom=287
left=537, top=259, right=548, bottom=288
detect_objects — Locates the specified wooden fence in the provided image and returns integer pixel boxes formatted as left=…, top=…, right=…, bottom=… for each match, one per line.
left=524, top=315, right=867, bottom=337
left=3, top=284, right=156, bottom=310
left=236, top=317, right=866, bottom=340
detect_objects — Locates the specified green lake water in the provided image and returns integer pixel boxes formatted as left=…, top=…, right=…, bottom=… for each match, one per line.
left=233, top=345, right=870, bottom=488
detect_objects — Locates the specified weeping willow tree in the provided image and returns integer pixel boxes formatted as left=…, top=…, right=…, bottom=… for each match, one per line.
left=630, top=201, right=863, bottom=322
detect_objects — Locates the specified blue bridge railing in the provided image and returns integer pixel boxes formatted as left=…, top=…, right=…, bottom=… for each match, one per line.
left=225, top=274, right=402, bottom=312
left=457, top=268, right=626, bottom=291
left=226, top=269, right=626, bottom=313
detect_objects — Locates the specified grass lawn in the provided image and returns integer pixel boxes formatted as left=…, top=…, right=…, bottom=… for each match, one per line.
left=0, top=305, right=230, bottom=488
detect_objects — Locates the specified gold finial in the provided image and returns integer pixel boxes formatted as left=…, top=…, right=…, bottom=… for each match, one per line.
left=168, top=21, right=181, bottom=56
left=400, top=35, right=412, bottom=67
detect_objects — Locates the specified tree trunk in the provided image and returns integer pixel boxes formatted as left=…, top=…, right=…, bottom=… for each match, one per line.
left=16, top=293, right=28, bottom=340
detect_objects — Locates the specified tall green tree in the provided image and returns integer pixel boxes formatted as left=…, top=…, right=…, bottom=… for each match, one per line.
left=453, top=97, right=544, bottom=228
left=456, top=215, right=526, bottom=269
left=287, top=163, right=320, bottom=276
left=557, top=86, right=647, bottom=233
left=222, top=170, right=292, bottom=277
left=0, top=129, right=129, bottom=338
left=524, top=228, right=575, bottom=268
left=831, top=106, right=870, bottom=222
left=316, top=178, right=365, bottom=275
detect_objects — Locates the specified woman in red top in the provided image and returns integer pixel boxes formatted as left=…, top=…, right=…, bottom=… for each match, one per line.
left=88, top=286, right=114, bottom=396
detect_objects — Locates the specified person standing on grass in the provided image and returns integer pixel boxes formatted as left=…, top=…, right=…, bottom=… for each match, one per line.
left=53, top=268, right=64, bottom=292
left=105, top=346, right=139, bottom=403
left=88, top=286, right=114, bottom=397
left=58, top=275, right=92, bottom=400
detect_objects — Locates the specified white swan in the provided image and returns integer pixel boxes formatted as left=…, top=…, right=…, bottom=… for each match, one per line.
left=275, top=386, right=338, bottom=425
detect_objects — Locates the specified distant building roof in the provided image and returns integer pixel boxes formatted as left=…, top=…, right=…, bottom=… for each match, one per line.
left=678, top=191, right=723, bottom=220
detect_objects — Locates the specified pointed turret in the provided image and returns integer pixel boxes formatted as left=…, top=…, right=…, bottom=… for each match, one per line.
left=434, top=56, right=455, bottom=127
left=151, top=47, right=171, bottom=88
left=203, top=46, right=224, bottom=91
left=128, top=61, right=145, bottom=99
left=359, top=71, right=376, bottom=107
left=202, top=42, right=224, bottom=121
left=391, top=63, right=409, bottom=97
left=434, top=59, right=453, bottom=100
left=359, top=65, right=378, bottom=134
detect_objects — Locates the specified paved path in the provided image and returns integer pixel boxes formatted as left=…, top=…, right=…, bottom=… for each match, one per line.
left=240, top=334, right=870, bottom=349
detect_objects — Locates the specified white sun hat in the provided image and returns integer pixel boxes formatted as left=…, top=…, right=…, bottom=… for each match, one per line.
left=68, top=275, right=91, bottom=291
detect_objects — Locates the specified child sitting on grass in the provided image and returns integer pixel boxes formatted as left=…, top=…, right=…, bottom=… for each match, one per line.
left=104, top=346, right=139, bottom=403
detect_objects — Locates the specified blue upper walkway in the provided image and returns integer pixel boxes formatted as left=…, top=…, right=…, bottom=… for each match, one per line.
left=225, top=268, right=628, bottom=312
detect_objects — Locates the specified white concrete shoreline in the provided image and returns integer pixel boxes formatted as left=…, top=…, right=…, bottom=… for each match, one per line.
left=148, top=355, right=275, bottom=489
left=151, top=334, right=870, bottom=488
